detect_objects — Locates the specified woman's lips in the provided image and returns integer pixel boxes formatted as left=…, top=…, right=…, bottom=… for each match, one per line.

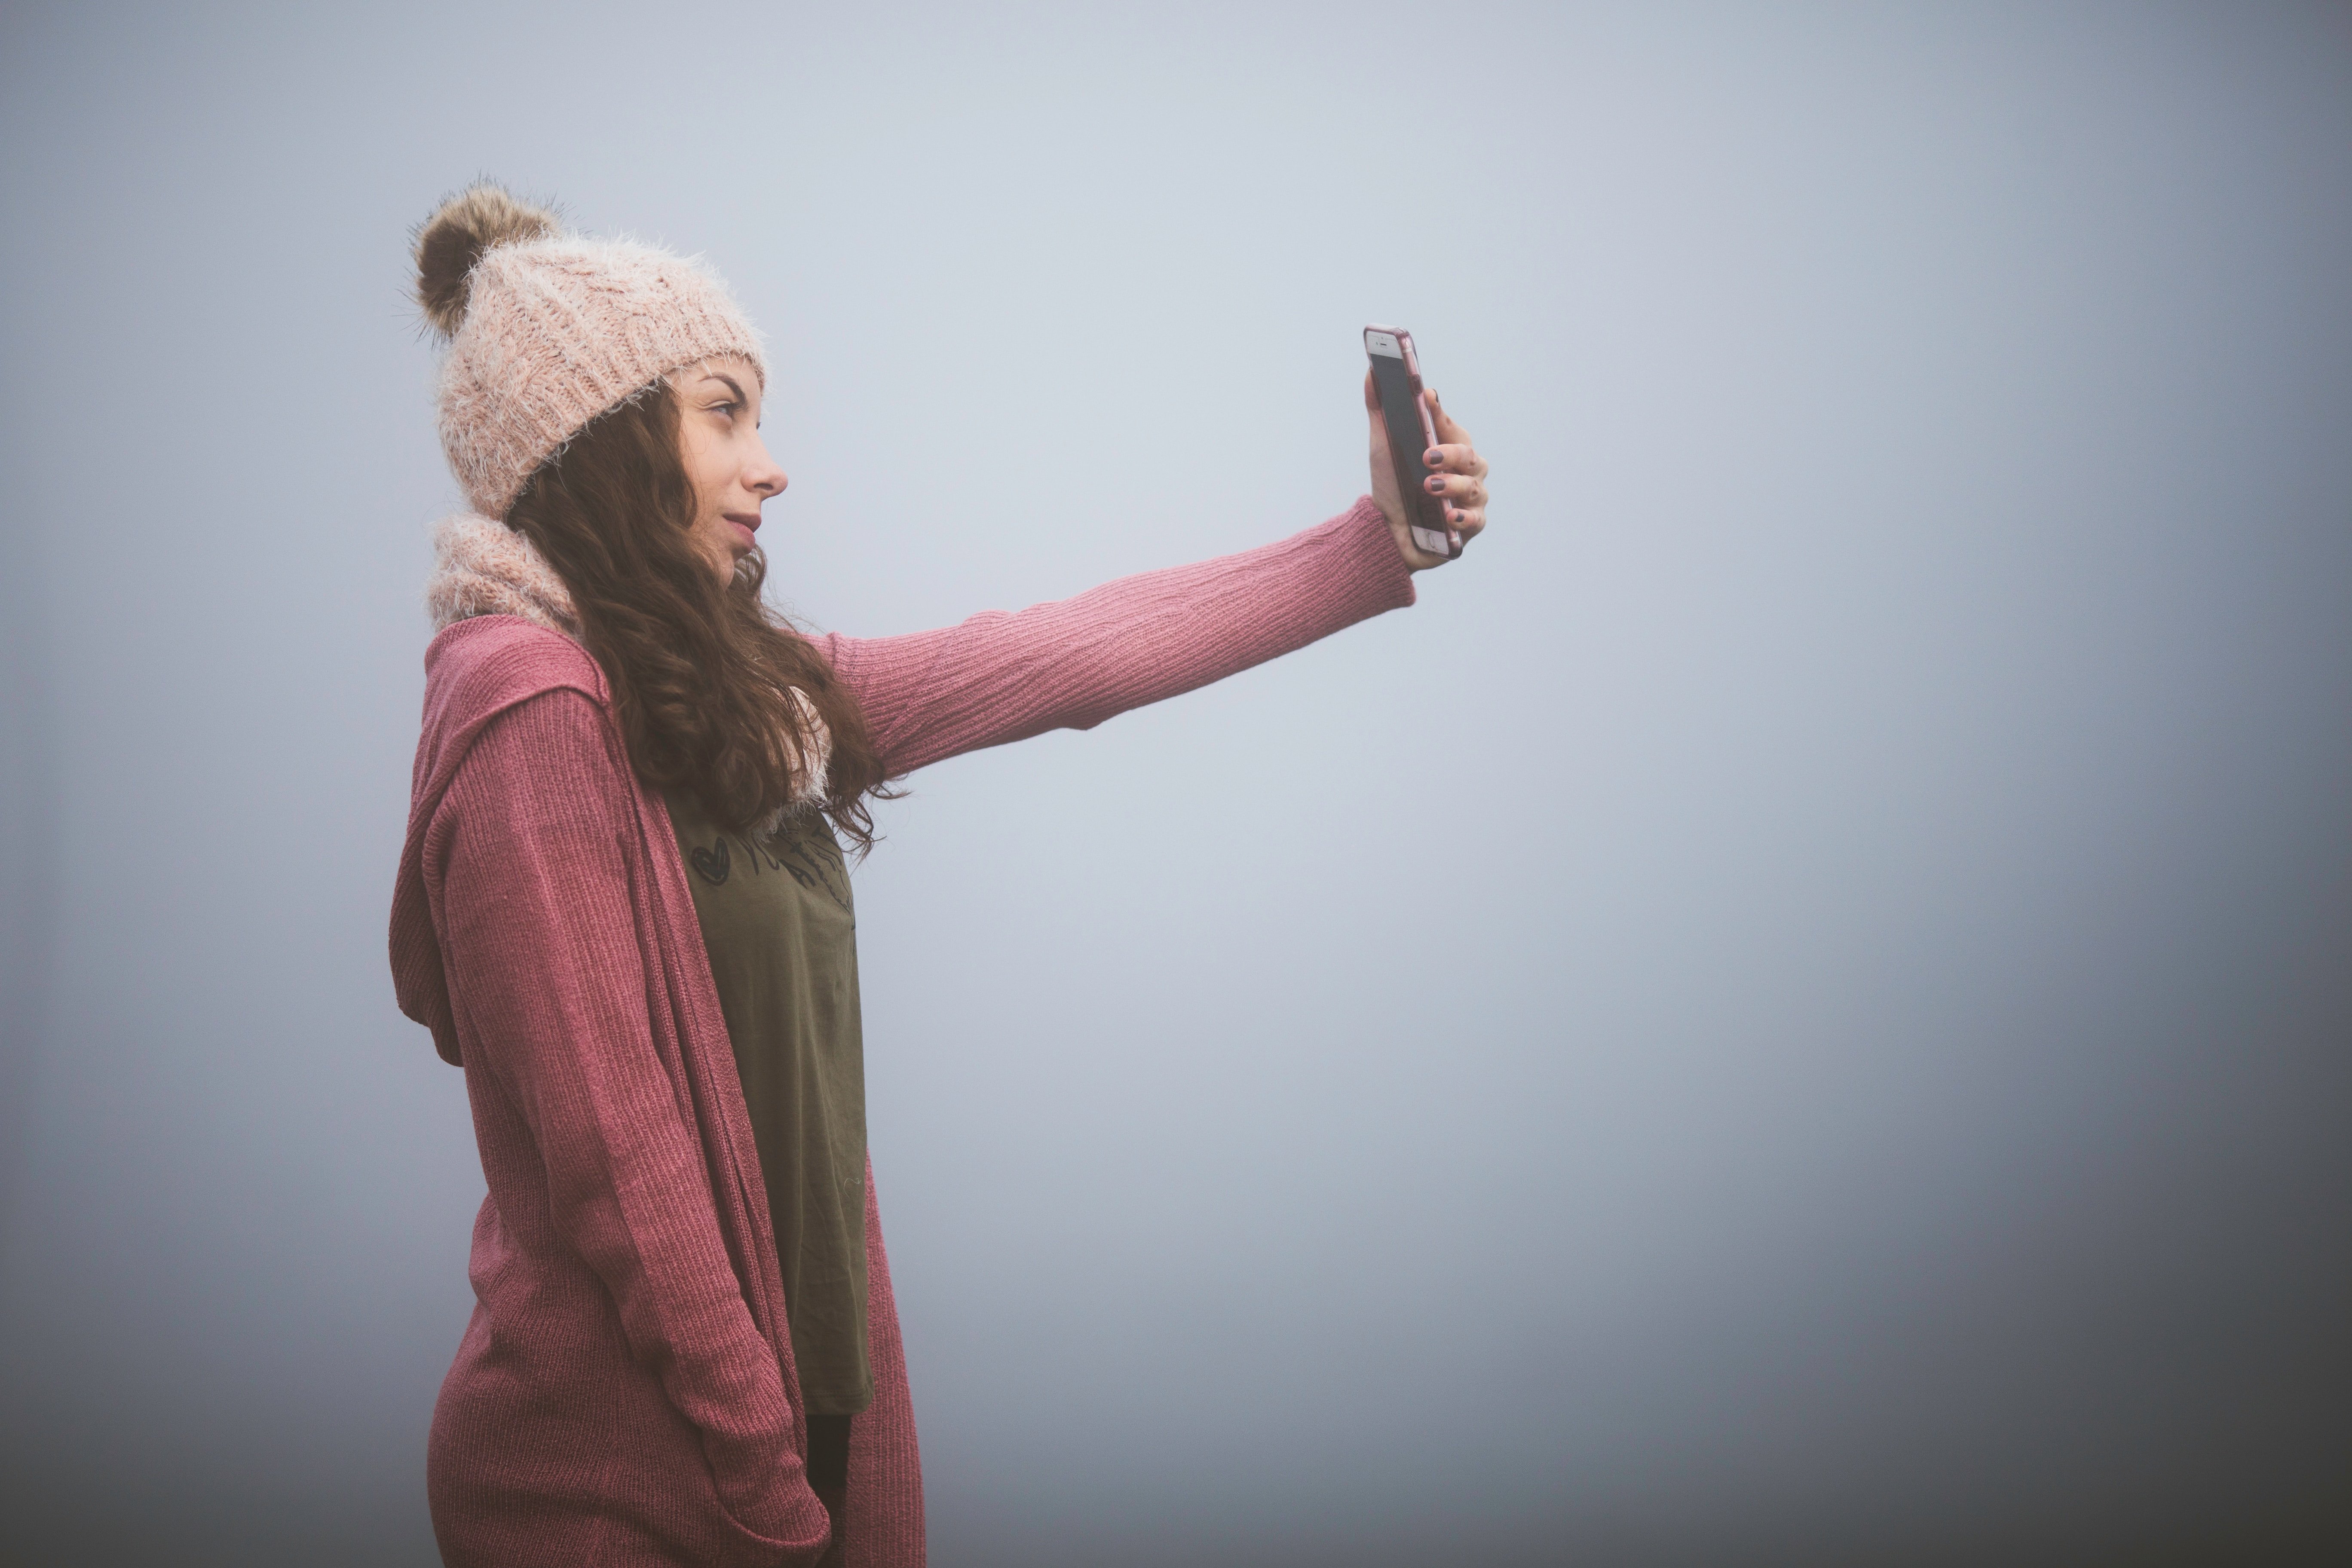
left=726, top=514, right=760, bottom=551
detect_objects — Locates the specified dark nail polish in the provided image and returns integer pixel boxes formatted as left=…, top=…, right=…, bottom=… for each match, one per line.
left=1425, top=475, right=1446, bottom=493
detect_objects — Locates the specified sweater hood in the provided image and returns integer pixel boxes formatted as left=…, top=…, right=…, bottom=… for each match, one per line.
left=390, top=616, right=612, bottom=1065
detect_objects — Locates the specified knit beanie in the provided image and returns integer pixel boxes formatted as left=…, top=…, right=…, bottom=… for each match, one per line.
left=413, top=184, right=766, bottom=520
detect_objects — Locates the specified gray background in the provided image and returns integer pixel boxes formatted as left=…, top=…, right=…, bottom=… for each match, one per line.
left=3, top=2, right=2347, bottom=1564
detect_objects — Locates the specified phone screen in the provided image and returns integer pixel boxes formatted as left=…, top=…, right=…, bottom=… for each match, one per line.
left=1366, top=332, right=1454, bottom=557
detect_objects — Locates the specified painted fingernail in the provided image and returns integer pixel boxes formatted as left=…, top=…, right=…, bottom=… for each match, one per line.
left=1424, top=475, right=1446, bottom=492
left=1424, top=450, right=1444, bottom=466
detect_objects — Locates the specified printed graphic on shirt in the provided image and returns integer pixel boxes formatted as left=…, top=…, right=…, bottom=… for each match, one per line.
left=683, top=812, right=853, bottom=917
left=688, top=836, right=732, bottom=885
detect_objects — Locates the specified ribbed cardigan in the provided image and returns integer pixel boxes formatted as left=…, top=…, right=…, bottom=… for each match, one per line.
left=389, top=498, right=1415, bottom=1567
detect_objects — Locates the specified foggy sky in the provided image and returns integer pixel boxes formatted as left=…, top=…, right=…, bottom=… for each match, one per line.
left=2, top=3, right=2347, bottom=1564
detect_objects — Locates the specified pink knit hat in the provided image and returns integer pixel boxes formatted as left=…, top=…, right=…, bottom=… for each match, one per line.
left=413, top=184, right=766, bottom=520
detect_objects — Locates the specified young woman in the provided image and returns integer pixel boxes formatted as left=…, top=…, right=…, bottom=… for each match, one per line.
left=389, top=185, right=1490, bottom=1568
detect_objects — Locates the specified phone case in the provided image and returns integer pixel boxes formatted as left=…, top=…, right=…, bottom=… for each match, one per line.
left=1364, top=323, right=1460, bottom=560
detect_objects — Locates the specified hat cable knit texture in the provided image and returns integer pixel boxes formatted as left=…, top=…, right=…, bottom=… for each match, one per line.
left=427, top=514, right=831, bottom=811
left=424, top=186, right=766, bottom=521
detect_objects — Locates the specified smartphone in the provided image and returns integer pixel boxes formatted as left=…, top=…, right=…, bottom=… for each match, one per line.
left=1364, top=324, right=1460, bottom=560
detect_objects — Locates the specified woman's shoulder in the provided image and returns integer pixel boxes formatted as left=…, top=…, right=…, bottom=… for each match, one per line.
left=411, top=616, right=622, bottom=806
left=424, top=615, right=609, bottom=721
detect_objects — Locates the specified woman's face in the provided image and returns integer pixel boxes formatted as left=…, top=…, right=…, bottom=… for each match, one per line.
left=671, top=355, right=786, bottom=583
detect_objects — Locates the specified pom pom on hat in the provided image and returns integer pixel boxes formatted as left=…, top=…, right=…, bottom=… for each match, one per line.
left=413, top=184, right=559, bottom=339
left=410, top=180, right=765, bottom=519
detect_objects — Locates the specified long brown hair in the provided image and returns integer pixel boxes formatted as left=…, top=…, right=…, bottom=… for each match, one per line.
left=505, top=384, right=891, bottom=851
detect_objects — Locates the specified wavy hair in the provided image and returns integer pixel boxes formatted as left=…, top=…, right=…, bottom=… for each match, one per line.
left=505, top=385, right=891, bottom=852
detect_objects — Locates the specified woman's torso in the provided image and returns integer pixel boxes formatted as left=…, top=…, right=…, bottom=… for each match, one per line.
left=665, top=790, right=875, bottom=1418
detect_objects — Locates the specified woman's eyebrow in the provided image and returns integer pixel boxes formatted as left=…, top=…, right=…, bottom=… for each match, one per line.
left=710, top=373, right=748, bottom=404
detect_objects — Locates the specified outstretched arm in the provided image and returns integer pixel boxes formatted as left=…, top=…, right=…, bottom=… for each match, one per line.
left=820, top=497, right=1413, bottom=778
left=820, top=381, right=1491, bottom=778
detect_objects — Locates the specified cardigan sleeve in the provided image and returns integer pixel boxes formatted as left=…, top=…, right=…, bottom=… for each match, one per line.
left=431, top=688, right=829, bottom=1559
left=818, top=496, right=1416, bottom=778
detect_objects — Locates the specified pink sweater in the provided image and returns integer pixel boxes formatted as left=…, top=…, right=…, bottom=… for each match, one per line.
left=389, top=499, right=1414, bottom=1567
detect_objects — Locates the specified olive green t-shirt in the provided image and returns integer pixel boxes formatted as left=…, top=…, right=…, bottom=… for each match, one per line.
left=665, top=790, right=872, bottom=1416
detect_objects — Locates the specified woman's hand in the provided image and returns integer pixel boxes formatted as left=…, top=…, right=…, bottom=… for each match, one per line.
left=1366, top=373, right=1490, bottom=571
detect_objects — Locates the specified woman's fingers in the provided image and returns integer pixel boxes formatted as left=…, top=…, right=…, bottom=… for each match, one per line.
left=1421, top=471, right=1489, bottom=508
left=1416, top=389, right=1488, bottom=546
left=1421, top=445, right=1489, bottom=480
left=1419, top=392, right=1488, bottom=480
left=1366, top=376, right=1488, bottom=563
left=1427, top=389, right=1478, bottom=453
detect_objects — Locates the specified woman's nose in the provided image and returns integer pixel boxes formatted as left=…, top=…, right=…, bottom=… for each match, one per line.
left=748, top=446, right=787, bottom=497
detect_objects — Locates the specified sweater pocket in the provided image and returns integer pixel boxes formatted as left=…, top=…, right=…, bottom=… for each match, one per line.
left=432, top=1275, right=830, bottom=1566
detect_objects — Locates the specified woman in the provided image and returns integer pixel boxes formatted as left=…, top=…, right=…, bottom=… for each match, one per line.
left=389, top=184, right=1490, bottom=1568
